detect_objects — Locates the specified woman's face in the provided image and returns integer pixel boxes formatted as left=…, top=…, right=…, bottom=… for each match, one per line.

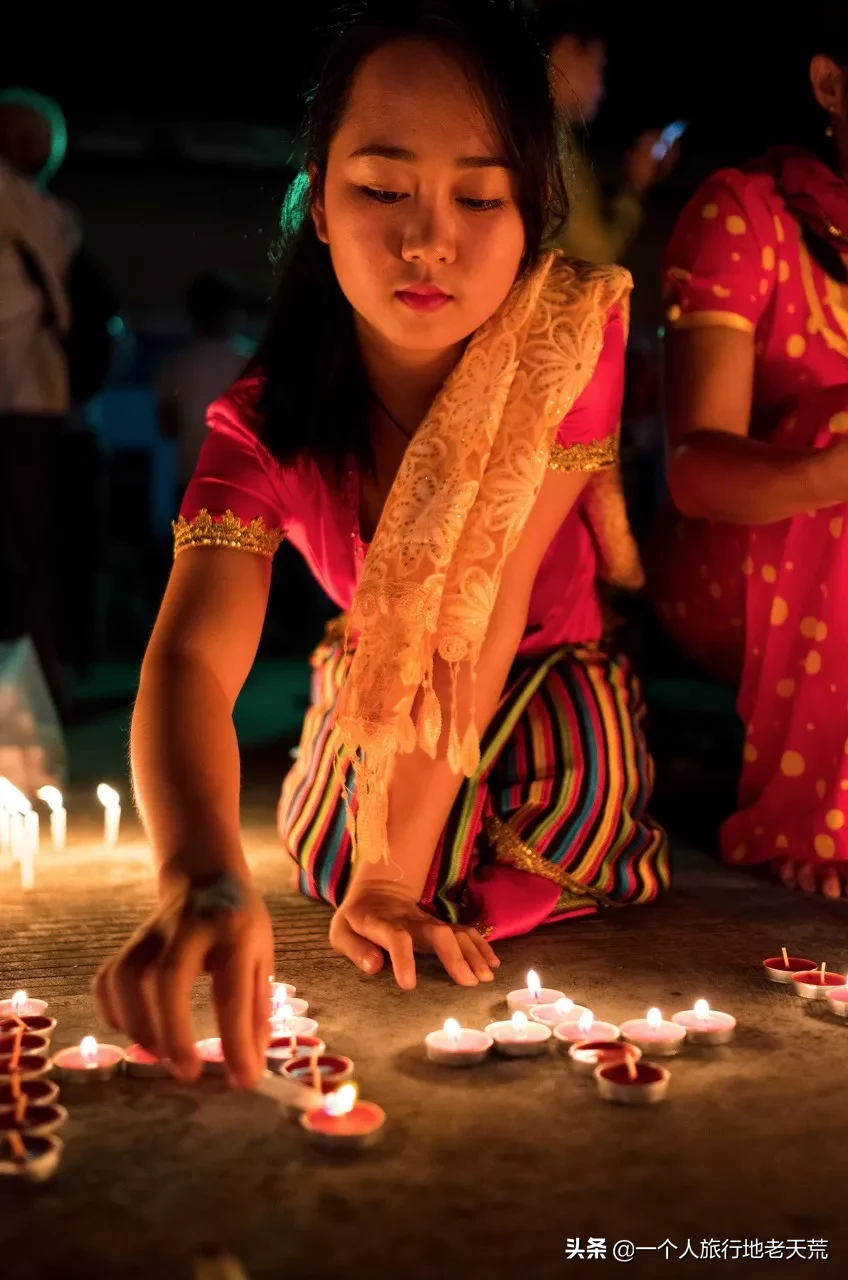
left=312, top=38, right=526, bottom=358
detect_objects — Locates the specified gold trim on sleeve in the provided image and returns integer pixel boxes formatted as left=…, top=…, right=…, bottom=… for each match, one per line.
left=485, top=814, right=619, bottom=908
left=667, top=309, right=755, bottom=334
left=172, top=508, right=285, bottom=559
left=548, top=435, right=617, bottom=473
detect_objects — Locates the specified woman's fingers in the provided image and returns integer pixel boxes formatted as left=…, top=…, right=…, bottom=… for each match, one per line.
left=471, top=932, right=500, bottom=968
left=92, top=959, right=121, bottom=1032
left=110, top=929, right=166, bottom=1055
left=252, top=958, right=272, bottom=1065
left=212, top=944, right=261, bottom=1089
left=454, top=931, right=495, bottom=982
left=329, top=910, right=385, bottom=976
left=383, top=924, right=417, bottom=990
left=155, top=925, right=210, bottom=1081
left=429, top=926, right=480, bottom=987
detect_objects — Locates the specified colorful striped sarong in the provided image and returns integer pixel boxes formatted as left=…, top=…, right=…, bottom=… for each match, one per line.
left=278, top=625, right=668, bottom=941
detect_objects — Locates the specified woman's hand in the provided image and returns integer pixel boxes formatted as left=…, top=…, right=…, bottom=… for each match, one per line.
left=93, top=875, right=274, bottom=1089
left=329, top=882, right=499, bottom=990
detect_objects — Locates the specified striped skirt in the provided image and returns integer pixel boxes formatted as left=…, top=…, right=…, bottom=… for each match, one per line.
left=278, top=627, right=669, bottom=941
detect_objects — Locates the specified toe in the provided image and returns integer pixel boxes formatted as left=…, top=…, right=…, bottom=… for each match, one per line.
left=771, top=856, right=797, bottom=889
left=820, top=869, right=842, bottom=899
left=797, top=864, right=817, bottom=894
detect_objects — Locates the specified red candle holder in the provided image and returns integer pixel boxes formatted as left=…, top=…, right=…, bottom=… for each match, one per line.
left=123, top=1044, right=171, bottom=1079
left=281, top=1054, right=354, bottom=1092
left=0, top=1053, right=51, bottom=1083
left=0, top=1016, right=56, bottom=1043
left=0, top=1032, right=50, bottom=1059
left=0, top=1133, right=63, bottom=1182
left=792, top=969, right=847, bottom=1000
left=762, top=955, right=817, bottom=984
left=0, top=1102, right=67, bottom=1138
left=300, top=1096, right=386, bottom=1148
left=0, top=1078, right=58, bottom=1109
left=595, top=1060, right=670, bottom=1105
left=266, top=1034, right=326, bottom=1073
left=567, top=1039, right=641, bottom=1077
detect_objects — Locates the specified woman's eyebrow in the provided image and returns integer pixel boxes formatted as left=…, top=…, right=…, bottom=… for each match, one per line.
left=348, top=143, right=512, bottom=169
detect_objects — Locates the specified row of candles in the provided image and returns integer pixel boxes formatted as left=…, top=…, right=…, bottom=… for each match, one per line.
left=0, top=780, right=121, bottom=888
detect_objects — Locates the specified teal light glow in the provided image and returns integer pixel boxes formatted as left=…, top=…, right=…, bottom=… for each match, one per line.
left=0, top=86, right=67, bottom=185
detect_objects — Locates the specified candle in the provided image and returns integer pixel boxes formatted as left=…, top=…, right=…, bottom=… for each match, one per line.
left=620, top=1008, right=687, bottom=1057
left=0, top=1053, right=51, bottom=1082
left=266, top=1034, right=325, bottom=1073
left=0, top=1015, right=56, bottom=1044
left=554, top=1010, right=620, bottom=1048
left=123, top=1044, right=171, bottom=1079
left=0, top=1133, right=63, bottom=1183
left=762, top=947, right=817, bottom=984
left=672, top=999, right=736, bottom=1046
left=96, top=784, right=121, bottom=847
left=425, top=1018, right=493, bottom=1066
left=567, top=1039, right=642, bottom=1077
left=0, top=781, right=39, bottom=887
left=0, top=1032, right=50, bottom=1059
left=195, top=1037, right=227, bottom=1076
left=0, top=991, right=48, bottom=1018
left=37, top=787, right=66, bottom=851
left=272, top=996, right=309, bottom=1020
left=0, top=1102, right=67, bottom=1138
left=595, top=1058, right=671, bottom=1106
left=792, top=963, right=847, bottom=1000
left=281, top=1053, right=354, bottom=1092
left=53, top=1036, right=123, bottom=1082
left=0, top=1078, right=58, bottom=1109
left=269, top=1002, right=318, bottom=1039
left=484, top=1010, right=552, bottom=1057
left=270, top=980, right=296, bottom=1007
left=299, top=1084, right=386, bottom=1149
left=506, top=970, right=566, bottom=1014
left=529, top=997, right=590, bottom=1028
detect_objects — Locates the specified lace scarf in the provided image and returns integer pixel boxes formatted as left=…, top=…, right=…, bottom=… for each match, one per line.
left=334, top=251, right=633, bottom=864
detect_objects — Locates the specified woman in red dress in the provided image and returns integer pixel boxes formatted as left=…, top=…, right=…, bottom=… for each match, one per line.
left=652, top=33, right=848, bottom=897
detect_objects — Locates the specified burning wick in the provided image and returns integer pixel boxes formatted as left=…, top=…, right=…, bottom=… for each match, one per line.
left=554, top=998, right=574, bottom=1018
left=526, top=970, right=542, bottom=1002
left=444, top=1018, right=462, bottom=1043
left=37, top=786, right=66, bottom=851
left=647, top=1007, right=663, bottom=1029
left=577, top=1009, right=594, bottom=1037
left=11, top=991, right=28, bottom=1015
left=694, top=999, right=711, bottom=1023
left=510, top=1011, right=529, bottom=1039
left=324, top=1083, right=357, bottom=1118
left=96, top=785, right=121, bottom=848
left=80, top=1036, right=99, bottom=1067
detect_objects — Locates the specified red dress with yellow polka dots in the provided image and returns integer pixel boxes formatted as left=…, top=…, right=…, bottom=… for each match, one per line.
left=654, top=150, right=848, bottom=869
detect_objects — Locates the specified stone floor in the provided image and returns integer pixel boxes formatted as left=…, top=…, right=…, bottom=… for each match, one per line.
left=2, top=794, right=848, bottom=1279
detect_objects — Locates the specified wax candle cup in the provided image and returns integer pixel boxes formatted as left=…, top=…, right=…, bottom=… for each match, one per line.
left=0, top=1103, right=67, bottom=1137
left=272, top=997, right=309, bottom=1020
left=269, top=1013, right=319, bottom=1040
left=506, top=970, right=566, bottom=1014
left=425, top=1019, right=493, bottom=1066
left=762, top=953, right=816, bottom=984
left=0, top=1078, right=58, bottom=1109
left=124, top=1044, right=172, bottom=1079
left=300, top=1084, right=386, bottom=1149
left=567, top=1039, right=641, bottom=1077
left=53, top=1036, right=124, bottom=1082
left=620, top=1008, right=687, bottom=1057
left=792, top=967, right=847, bottom=1000
left=0, top=1133, right=63, bottom=1183
left=266, top=1035, right=326, bottom=1072
left=281, top=1054, right=354, bottom=1092
left=195, top=1038, right=227, bottom=1076
left=0, top=1053, right=51, bottom=1082
left=0, top=992, right=48, bottom=1018
left=671, top=1000, right=736, bottom=1046
left=529, top=998, right=590, bottom=1029
left=554, top=1010, right=620, bottom=1048
left=825, top=984, right=848, bottom=1018
left=0, top=1015, right=56, bottom=1043
left=485, top=1011, right=552, bottom=1058
left=595, top=1060, right=670, bottom=1105
left=0, top=1032, right=49, bottom=1058
left=270, top=981, right=296, bottom=1010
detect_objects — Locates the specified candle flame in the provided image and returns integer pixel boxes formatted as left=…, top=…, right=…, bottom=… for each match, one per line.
left=526, top=970, right=541, bottom=1000
left=554, top=997, right=573, bottom=1016
left=647, top=1007, right=663, bottom=1028
left=272, top=1000, right=293, bottom=1028
left=578, top=1010, right=593, bottom=1035
left=324, top=1083, right=357, bottom=1117
left=0, top=778, right=32, bottom=814
left=271, top=984, right=290, bottom=1014
left=511, top=1011, right=529, bottom=1036
left=693, top=999, right=711, bottom=1021
left=36, top=786, right=63, bottom=813
left=10, top=990, right=27, bottom=1012
left=96, top=784, right=120, bottom=811
left=444, top=1018, right=462, bottom=1042
left=80, top=1035, right=98, bottom=1063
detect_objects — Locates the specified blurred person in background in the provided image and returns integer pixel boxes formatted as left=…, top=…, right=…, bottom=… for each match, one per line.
left=157, top=271, right=254, bottom=505
left=651, top=25, right=848, bottom=898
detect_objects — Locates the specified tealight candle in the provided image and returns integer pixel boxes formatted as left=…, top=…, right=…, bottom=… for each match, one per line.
left=281, top=1053, right=354, bottom=1093
left=595, top=1058, right=670, bottom=1105
left=0, top=1053, right=51, bottom=1083
left=195, top=1037, right=227, bottom=1076
left=0, top=1078, right=59, bottom=1109
left=762, top=946, right=817, bottom=985
left=567, top=1039, right=641, bottom=1077
left=266, top=1034, right=325, bottom=1073
left=792, top=963, right=847, bottom=1000
left=554, top=1010, right=620, bottom=1048
left=0, top=991, right=48, bottom=1018
left=53, top=1036, right=124, bottom=1082
left=272, top=997, right=309, bottom=1020
left=826, top=977, right=848, bottom=1018
left=269, top=1010, right=319, bottom=1039
left=123, top=1044, right=171, bottom=1079
left=300, top=1084, right=386, bottom=1149
left=0, top=1102, right=68, bottom=1138
left=506, top=970, right=566, bottom=1014
left=96, top=784, right=121, bottom=847
left=672, top=999, right=736, bottom=1046
left=0, top=1032, right=49, bottom=1059
left=0, top=1133, right=63, bottom=1183
left=425, top=1018, right=493, bottom=1066
left=270, top=980, right=296, bottom=1008
left=0, top=1015, right=56, bottom=1044
left=485, top=1011, right=552, bottom=1057
left=620, top=1008, right=687, bottom=1057
left=529, top=997, right=590, bottom=1028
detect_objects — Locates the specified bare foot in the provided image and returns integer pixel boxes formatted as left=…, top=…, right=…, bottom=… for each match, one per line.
left=770, top=856, right=848, bottom=899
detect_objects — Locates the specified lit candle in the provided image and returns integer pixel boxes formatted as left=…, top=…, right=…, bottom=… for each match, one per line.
left=506, top=970, right=566, bottom=1015
left=0, top=991, right=48, bottom=1018
left=195, top=1037, right=227, bottom=1076
left=595, top=1057, right=671, bottom=1106
left=269, top=1001, right=318, bottom=1039
left=671, top=999, right=736, bottom=1046
left=281, top=1053, right=354, bottom=1092
left=553, top=1009, right=620, bottom=1047
left=567, top=1039, right=642, bottom=1077
left=0, top=780, right=38, bottom=887
left=792, top=962, right=847, bottom=1000
left=96, top=784, right=121, bottom=848
left=484, top=1010, right=552, bottom=1058
left=0, top=1132, right=63, bottom=1183
left=762, top=946, right=817, bottom=984
left=0, top=1015, right=56, bottom=1045
left=36, top=787, right=66, bottom=851
left=425, top=1018, right=493, bottom=1066
left=270, top=980, right=297, bottom=1008
left=529, top=996, right=590, bottom=1028
left=53, top=1035, right=123, bottom=1082
left=620, top=1007, right=687, bottom=1057
left=123, top=1044, right=172, bottom=1079
left=272, top=996, right=309, bottom=1021
left=299, top=1083, right=386, bottom=1149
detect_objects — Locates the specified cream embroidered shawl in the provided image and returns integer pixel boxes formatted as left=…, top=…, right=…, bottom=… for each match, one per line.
left=335, top=251, right=639, bottom=864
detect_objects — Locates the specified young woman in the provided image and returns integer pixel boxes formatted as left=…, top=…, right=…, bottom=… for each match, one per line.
left=96, top=0, right=666, bottom=1088
left=651, top=32, right=848, bottom=897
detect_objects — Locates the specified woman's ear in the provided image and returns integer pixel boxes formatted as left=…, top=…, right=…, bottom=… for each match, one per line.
left=810, top=54, right=846, bottom=118
left=309, top=163, right=330, bottom=245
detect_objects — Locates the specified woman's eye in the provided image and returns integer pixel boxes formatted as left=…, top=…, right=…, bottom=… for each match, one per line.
left=359, top=186, right=405, bottom=204
left=460, top=198, right=507, bottom=212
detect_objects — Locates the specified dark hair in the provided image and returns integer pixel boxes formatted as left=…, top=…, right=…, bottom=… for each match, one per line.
left=534, top=3, right=606, bottom=53
left=253, top=0, right=570, bottom=480
left=186, top=271, right=242, bottom=324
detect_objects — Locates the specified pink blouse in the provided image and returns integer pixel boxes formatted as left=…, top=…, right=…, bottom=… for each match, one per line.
left=179, top=308, right=625, bottom=656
